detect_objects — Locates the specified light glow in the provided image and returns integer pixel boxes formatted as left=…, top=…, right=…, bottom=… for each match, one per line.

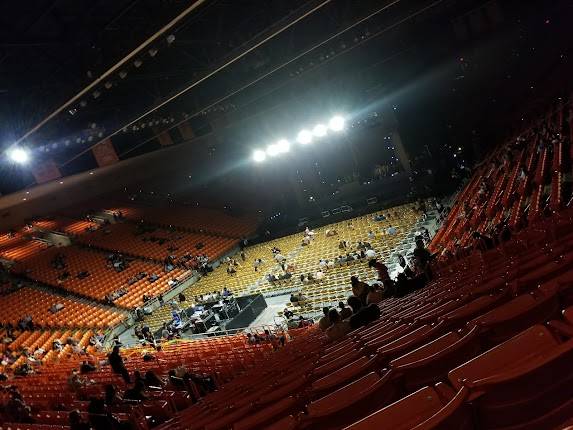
left=296, top=130, right=313, bottom=144
left=313, top=124, right=327, bottom=137
left=329, top=115, right=345, bottom=132
left=253, top=150, right=266, bottom=162
left=8, top=147, right=29, bottom=164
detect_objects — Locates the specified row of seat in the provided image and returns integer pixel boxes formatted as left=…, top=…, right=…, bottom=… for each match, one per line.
left=142, top=203, right=420, bottom=332
left=13, top=245, right=187, bottom=308
left=76, top=222, right=237, bottom=263
left=138, top=210, right=573, bottom=429
left=431, top=100, right=571, bottom=256
left=106, top=204, right=257, bottom=239
left=0, top=287, right=125, bottom=329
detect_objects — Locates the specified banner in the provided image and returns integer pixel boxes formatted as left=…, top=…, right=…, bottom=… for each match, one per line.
left=177, top=121, right=195, bottom=141
left=92, top=138, right=119, bottom=167
left=32, top=159, right=61, bottom=184
left=156, top=130, right=173, bottom=146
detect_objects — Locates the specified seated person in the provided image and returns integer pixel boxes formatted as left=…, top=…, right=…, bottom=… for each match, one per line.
left=347, top=296, right=381, bottom=329
left=325, top=309, right=351, bottom=341
left=350, top=275, right=369, bottom=304
left=368, top=259, right=391, bottom=282
left=318, top=307, right=331, bottom=331
left=338, top=301, right=352, bottom=320
left=366, top=284, right=384, bottom=304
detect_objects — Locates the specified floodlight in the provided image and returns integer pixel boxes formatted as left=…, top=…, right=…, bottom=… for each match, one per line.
left=329, top=115, right=345, bottom=132
left=313, top=124, right=327, bottom=137
left=266, top=144, right=280, bottom=157
left=296, top=130, right=313, bottom=144
left=276, top=139, right=290, bottom=153
left=253, top=150, right=266, bottom=162
left=8, top=147, right=29, bottom=164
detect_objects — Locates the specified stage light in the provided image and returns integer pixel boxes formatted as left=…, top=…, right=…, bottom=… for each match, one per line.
left=329, top=115, right=345, bottom=132
left=313, top=124, right=327, bottom=137
left=276, top=139, right=290, bottom=153
left=8, top=147, right=29, bottom=164
left=253, top=150, right=266, bottom=162
left=266, top=144, right=280, bottom=157
left=297, top=130, right=313, bottom=144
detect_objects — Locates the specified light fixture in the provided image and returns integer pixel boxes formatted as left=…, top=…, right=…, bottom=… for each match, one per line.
left=266, top=144, right=280, bottom=157
left=8, top=147, right=29, bottom=164
left=297, top=130, right=313, bottom=144
left=148, top=48, right=158, bottom=57
left=166, top=34, right=176, bottom=44
left=119, top=71, right=128, bottom=79
left=134, top=59, right=143, bottom=68
left=92, top=90, right=101, bottom=99
left=329, top=115, right=345, bottom=132
left=313, top=124, right=327, bottom=137
left=253, top=150, right=266, bottom=162
left=104, top=81, right=112, bottom=89
left=276, top=139, right=290, bottom=153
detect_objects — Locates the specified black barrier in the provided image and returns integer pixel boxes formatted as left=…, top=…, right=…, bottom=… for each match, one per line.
left=225, top=294, right=268, bottom=330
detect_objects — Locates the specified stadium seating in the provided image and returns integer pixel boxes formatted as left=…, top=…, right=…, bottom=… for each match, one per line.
left=142, top=203, right=421, bottom=332
left=31, top=216, right=98, bottom=236
left=105, top=204, right=257, bottom=238
left=0, top=287, right=125, bottom=329
left=13, top=245, right=188, bottom=308
left=76, top=222, right=237, bottom=262
left=430, top=100, right=571, bottom=257
left=0, top=232, right=48, bottom=263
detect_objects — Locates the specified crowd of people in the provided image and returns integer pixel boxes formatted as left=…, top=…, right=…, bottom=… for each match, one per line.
left=316, top=232, right=436, bottom=340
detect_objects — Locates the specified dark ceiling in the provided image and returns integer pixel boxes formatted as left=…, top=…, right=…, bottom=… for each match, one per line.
left=0, top=0, right=572, bottom=196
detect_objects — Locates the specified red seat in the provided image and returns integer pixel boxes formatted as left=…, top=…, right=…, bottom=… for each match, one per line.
left=342, top=385, right=471, bottom=430
left=390, top=326, right=480, bottom=390
left=233, top=396, right=299, bottom=430
left=441, top=294, right=506, bottom=327
left=469, top=286, right=559, bottom=345
left=311, top=356, right=376, bottom=394
left=303, top=371, right=397, bottom=429
left=450, top=326, right=573, bottom=429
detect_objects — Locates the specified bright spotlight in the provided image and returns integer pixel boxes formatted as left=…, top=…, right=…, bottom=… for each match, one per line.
left=8, top=147, right=29, bottom=164
left=296, top=130, right=313, bottom=144
left=266, top=144, right=280, bottom=157
left=313, top=124, right=328, bottom=137
left=276, top=139, right=290, bottom=153
left=253, top=150, right=266, bottom=162
left=329, top=115, right=345, bottom=132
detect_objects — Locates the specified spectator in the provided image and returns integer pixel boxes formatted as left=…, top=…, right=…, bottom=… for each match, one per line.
left=318, top=307, right=331, bottom=331
left=413, top=239, right=434, bottom=279
left=350, top=276, right=369, bottom=304
left=347, top=296, right=381, bottom=329
left=80, top=360, right=96, bottom=374
left=367, top=230, right=375, bottom=240
left=104, top=384, right=122, bottom=407
left=338, top=301, right=352, bottom=320
left=108, top=346, right=130, bottom=383
left=69, top=409, right=90, bottom=430
left=386, top=225, right=397, bottom=235
left=472, top=231, right=495, bottom=251
left=124, top=379, right=148, bottom=401
left=325, top=309, right=351, bottom=341
left=369, top=259, right=390, bottom=282
left=366, top=284, right=384, bottom=304
left=365, top=247, right=377, bottom=259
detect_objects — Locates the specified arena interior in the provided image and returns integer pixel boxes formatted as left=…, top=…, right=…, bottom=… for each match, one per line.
left=1, top=0, right=573, bottom=429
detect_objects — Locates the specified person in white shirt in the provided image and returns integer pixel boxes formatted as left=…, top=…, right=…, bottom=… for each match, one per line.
left=386, top=225, right=397, bottom=235
left=365, top=248, right=377, bottom=258
left=315, top=270, right=325, bottom=281
left=367, top=230, right=375, bottom=240
left=275, top=253, right=286, bottom=263
left=319, top=259, right=327, bottom=269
